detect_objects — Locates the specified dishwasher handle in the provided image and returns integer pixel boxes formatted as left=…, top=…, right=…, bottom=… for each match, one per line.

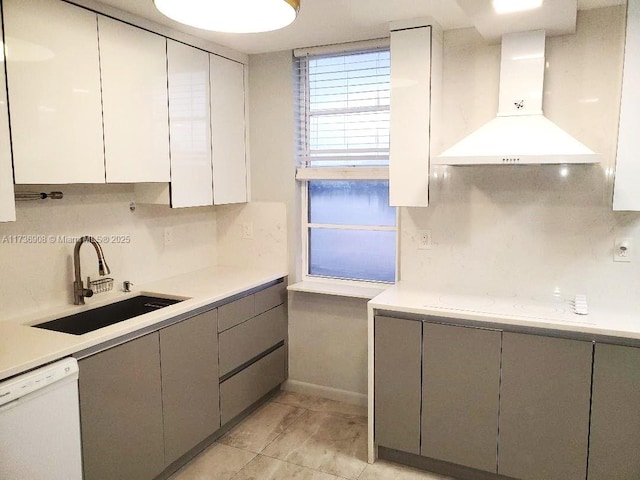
left=0, top=398, right=19, bottom=413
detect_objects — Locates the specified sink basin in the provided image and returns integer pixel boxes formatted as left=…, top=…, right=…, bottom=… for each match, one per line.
left=34, top=296, right=183, bottom=335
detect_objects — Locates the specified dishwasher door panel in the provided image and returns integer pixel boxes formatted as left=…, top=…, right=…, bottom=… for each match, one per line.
left=0, top=374, right=82, bottom=480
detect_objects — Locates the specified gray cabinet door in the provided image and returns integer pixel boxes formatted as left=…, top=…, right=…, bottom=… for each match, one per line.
left=78, top=333, right=164, bottom=480
left=421, top=322, right=501, bottom=473
left=498, top=332, right=592, bottom=480
left=374, top=315, right=421, bottom=454
left=588, top=343, right=640, bottom=480
left=160, top=309, right=220, bottom=466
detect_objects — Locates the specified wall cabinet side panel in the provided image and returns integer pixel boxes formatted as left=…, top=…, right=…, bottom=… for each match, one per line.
left=390, top=26, right=432, bottom=207
left=613, top=0, right=640, bottom=210
left=0, top=2, right=15, bottom=222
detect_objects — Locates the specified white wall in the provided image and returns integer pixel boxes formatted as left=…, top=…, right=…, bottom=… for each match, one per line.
left=248, top=51, right=300, bottom=280
left=216, top=201, right=288, bottom=272
left=248, top=6, right=633, bottom=402
left=401, top=7, right=637, bottom=301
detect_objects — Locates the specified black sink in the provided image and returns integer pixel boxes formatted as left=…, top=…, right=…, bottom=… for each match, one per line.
left=34, top=296, right=183, bottom=335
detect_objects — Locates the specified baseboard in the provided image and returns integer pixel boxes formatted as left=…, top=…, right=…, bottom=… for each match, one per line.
left=282, top=379, right=367, bottom=407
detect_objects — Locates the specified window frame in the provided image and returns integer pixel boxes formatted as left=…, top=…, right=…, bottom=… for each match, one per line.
left=295, top=46, right=398, bottom=287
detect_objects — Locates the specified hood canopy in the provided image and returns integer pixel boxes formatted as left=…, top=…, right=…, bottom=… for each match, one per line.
left=433, top=30, right=599, bottom=166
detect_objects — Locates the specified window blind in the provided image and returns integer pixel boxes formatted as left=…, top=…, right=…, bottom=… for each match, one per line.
left=296, top=48, right=391, bottom=167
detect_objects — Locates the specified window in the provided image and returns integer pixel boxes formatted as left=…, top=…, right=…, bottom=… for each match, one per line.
left=296, top=47, right=396, bottom=284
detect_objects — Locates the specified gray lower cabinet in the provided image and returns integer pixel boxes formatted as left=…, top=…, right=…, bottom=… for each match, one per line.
left=498, top=332, right=592, bottom=480
left=160, top=309, right=220, bottom=466
left=421, top=322, right=501, bottom=473
left=78, top=333, right=165, bottom=480
left=374, top=315, right=422, bottom=454
left=220, top=345, right=286, bottom=424
left=588, top=343, right=640, bottom=480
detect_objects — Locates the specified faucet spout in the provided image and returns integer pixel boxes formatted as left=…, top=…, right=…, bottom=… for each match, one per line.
left=73, top=236, right=111, bottom=305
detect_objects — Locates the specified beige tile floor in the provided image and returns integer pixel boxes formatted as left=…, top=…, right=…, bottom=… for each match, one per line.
left=169, top=391, right=453, bottom=480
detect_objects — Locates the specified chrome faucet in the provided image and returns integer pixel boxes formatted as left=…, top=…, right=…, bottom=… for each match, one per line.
left=73, top=236, right=111, bottom=305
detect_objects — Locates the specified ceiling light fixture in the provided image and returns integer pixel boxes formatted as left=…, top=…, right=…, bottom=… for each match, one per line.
left=154, top=0, right=301, bottom=33
left=492, top=0, right=543, bottom=14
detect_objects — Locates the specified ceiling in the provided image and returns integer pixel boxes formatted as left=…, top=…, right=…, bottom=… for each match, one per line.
left=93, top=0, right=626, bottom=55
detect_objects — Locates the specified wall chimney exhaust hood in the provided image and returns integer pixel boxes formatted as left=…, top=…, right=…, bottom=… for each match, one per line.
left=433, top=30, right=600, bottom=165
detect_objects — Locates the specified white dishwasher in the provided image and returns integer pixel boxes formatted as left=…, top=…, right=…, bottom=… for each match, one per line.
left=0, top=357, right=83, bottom=480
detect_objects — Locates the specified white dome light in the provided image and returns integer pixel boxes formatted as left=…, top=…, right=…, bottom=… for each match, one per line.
left=154, top=0, right=300, bottom=33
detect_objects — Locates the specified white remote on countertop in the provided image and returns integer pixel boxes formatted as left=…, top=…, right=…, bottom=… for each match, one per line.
left=574, top=294, right=589, bottom=315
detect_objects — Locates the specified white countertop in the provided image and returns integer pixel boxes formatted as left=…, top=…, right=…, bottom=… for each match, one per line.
left=0, top=266, right=286, bottom=382
left=369, top=282, right=640, bottom=341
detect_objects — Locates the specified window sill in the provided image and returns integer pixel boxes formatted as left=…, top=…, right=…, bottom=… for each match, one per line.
left=287, top=280, right=389, bottom=300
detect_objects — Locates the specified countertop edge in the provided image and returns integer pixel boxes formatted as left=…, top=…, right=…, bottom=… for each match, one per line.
left=0, top=266, right=287, bottom=382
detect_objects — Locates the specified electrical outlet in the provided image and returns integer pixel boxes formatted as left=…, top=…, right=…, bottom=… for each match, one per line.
left=418, top=230, right=432, bottom=250
left=164, top=227, right=174, bottom=246
left=614, top=237, right=632, bottom=262
left=242, top=222, right=254, bottom=239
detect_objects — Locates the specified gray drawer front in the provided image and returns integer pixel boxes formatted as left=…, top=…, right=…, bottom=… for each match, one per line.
left=254, top=282, right=286, bottom=316
left=218, top=295, right=255, bottom=332
left=220, top=346, right=286, bottom=425
left=219, top=305, right=287, bottom=377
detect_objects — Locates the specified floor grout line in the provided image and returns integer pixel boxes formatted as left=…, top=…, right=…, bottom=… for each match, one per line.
left=178, top=392, right=370, bottom=480
left=257, top=404, right=311, bottom=454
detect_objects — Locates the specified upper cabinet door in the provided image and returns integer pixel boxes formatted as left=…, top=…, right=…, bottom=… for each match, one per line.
left=613, top=0, right=640, bottom=210
left=389, top=26, right=437, bottom=207
left=0, top=2, right=15, bottom=222
left=210, top=55, right=248, bottom=205
left=4, top=0, right=105, bottom=184
left=98, top=16, right=170, bottom=183
left=167, top=40, right=213, bottom=208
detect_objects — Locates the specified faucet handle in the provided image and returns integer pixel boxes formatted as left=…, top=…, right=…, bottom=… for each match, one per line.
left=123, top=281, right=134, bottom=293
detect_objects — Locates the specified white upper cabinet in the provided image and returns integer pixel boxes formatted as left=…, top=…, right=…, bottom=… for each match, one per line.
left=0, top=3, right=16, bottom=222
left=613, top=0, right=640, bottom=211
left=389, top=23, right=442, bottom=207
left=167, top=40, right=213, bottom=208
left=210, top=55, right=248, bottom=205
left=98, top=16, right=170, bottom=183
left=4, top=0, right=105, bottom=184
